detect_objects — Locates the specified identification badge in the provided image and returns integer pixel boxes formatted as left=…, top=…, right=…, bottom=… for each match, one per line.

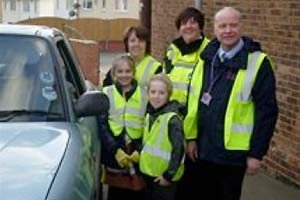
left=201, top=92, right=212, bottom=106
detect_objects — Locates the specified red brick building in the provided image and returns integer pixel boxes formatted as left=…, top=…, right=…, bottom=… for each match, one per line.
left=151, top=0, right=300, bottom=187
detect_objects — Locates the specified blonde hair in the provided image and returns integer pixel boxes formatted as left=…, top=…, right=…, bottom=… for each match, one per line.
left=147, top=74, right=173, bottom=98
left=110, top=54, right=136, bottom=79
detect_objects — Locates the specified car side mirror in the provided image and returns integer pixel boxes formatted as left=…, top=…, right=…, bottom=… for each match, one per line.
left=75, top=91, right=109, bottom=117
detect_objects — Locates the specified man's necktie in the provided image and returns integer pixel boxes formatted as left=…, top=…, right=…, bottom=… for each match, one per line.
left=220, top=52, right=228, bottom=62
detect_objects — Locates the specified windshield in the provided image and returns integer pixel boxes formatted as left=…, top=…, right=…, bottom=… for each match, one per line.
left=0, top=35, right=65, bottom=122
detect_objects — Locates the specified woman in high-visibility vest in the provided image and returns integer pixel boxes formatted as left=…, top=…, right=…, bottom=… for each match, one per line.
left=103, top=26, right=162, bottom=88
left=99, top=55, right=147, bottom=200
left=163, top=7, right=210, bottom=200
left=139, top=74, right=185, bottom=200
left=163, top=7, right=210, bottom=106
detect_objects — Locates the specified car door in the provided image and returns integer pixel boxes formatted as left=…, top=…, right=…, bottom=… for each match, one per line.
left=55, top=37, right=102, bottom=200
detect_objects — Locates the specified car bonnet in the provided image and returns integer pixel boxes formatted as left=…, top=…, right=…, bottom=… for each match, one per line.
left=0, top=123, right=70, bottom=200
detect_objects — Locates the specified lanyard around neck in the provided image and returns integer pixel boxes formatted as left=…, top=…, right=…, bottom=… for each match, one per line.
left=207, top=52, right=226, bottom=93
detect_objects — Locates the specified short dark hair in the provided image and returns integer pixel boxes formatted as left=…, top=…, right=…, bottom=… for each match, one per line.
left=123, top=26, right=150, bottom=54
left=175, top=7, right=205, bottom=31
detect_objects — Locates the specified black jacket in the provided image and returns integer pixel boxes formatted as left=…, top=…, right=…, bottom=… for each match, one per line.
left=195, top=37, right=278, bottom=166
left=145, top=100, right=185, bottom=182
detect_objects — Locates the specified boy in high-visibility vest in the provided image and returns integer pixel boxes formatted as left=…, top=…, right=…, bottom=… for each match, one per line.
left=139, top=74, right=185, bottom=200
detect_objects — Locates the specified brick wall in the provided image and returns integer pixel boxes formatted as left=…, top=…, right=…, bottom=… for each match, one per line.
left=70, top=38, right=100, bottom=86
left=151, top=0, right=194, bottom=61
left=151, top=0, right=300, bottom=187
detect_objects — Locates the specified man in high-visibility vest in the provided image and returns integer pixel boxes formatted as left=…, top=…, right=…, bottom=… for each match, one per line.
left=184, top=7, right=278, bottom=200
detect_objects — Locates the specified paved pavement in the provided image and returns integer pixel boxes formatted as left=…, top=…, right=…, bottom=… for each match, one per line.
left=99, top=52, right=300, bottom=200
left=242, top=173, right=300, bottom=200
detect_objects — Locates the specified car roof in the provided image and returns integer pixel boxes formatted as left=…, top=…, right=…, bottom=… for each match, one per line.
left=0, top=24, right=63, bottom=39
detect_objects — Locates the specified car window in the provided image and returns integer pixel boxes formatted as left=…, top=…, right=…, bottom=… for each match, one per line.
left=56, top=39, right=86, bottom=99
left=0, top=35, right=65, bottom=122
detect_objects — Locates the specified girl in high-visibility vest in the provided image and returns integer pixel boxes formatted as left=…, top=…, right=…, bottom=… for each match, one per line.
left=99, top=55, right=147, bottom=200
left=139, top=74, right=185, bottom=200
left=103, top=26, right=162, bottom=88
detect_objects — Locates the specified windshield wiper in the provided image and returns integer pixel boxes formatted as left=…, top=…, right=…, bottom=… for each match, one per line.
left=0, top=110, right=64, bottom=122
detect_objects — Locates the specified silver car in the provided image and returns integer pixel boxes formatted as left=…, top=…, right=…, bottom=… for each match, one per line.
left=0, top=24, right=108, bottom=200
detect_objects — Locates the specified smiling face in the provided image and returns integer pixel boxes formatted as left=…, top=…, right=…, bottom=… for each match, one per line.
left=214, top=7, right=242, bottom=51
left=113, top=59, right=134, bottom=89
left=148, top=80, right=169, bottom=109
left=179, top=17, right=201, bottom=44
left=127, top=31, right=147, bottom=61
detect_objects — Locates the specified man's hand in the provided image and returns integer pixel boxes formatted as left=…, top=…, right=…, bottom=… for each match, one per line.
left=154, top=176, right=171, bottom=187
left=186, top=140, right=198, bottom=162
left=246, top=157, right=261, bottom=175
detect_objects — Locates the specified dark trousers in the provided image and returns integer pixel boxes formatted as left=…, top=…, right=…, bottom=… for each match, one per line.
left=144, top=176, right=177, bottom=200
left=108, top=186, right=144, bottom=200
left=176, top=157, right=198, bottom=200
left=177, top=159, right=246, bottom=200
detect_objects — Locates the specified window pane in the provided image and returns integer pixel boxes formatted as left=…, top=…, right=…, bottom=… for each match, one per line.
left=115, top=0, right=120, bottom=10
left=124, top=0, right=127, bottom=10
left=23, top=0, right=30, bottom=12
left=11, top=0, right=16, bottom=11
left=34, top=0, right=38, bottom=13
left=102, top=0, right=106, bottom=9
left=83, top=0, right=93, bottom=9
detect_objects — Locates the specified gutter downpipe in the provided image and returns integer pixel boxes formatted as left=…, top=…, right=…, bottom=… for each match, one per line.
left=195, top=0, right=203, bottom=10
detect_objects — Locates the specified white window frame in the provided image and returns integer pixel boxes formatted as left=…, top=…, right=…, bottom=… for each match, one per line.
left=115, top=0, right=128, bottom=12
left=83, top=0, right=93, bottom=9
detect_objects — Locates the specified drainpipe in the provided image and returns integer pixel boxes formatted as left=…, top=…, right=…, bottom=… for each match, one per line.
left=140, top=0, right=151, bottom=31
left=195, top=0, right=202, bottom=10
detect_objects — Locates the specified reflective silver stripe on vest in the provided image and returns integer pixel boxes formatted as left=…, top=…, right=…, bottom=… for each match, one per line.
left=237, top=51, right=261, bottom=101
left=141, top=59, right=156, bottom=86
left=189, top=85, right=195, bottom=93
left=174, top=62, right=195, bottom=69
left=107, top=86, right=146, bottom=117
left=106, top=86, right=115, bottom=114
left=172, top=82, right=188, bottom=90
left=143, top=115, right=170, bottom=160
left=111, top=118, right=143, bottom=128
left=231, top=124, right=253, bottom=134
left=167, top=47, right=175, bottom=60
left=138, top=89, right=147, bottom=115
left=157, top=114, right=168, bottom=146
left=142, top=144, right=171, bottom=161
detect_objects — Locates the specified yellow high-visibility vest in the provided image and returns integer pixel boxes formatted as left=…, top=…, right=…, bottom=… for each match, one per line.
left=140, top=112, right=184, bottom=181
left=135, top=55, right=161, bottom=88
left=184, top=51, right=269, bottom=150
left=103, top=85, right=147, bottom=139
left=166, top=37, right=209, bottom=104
